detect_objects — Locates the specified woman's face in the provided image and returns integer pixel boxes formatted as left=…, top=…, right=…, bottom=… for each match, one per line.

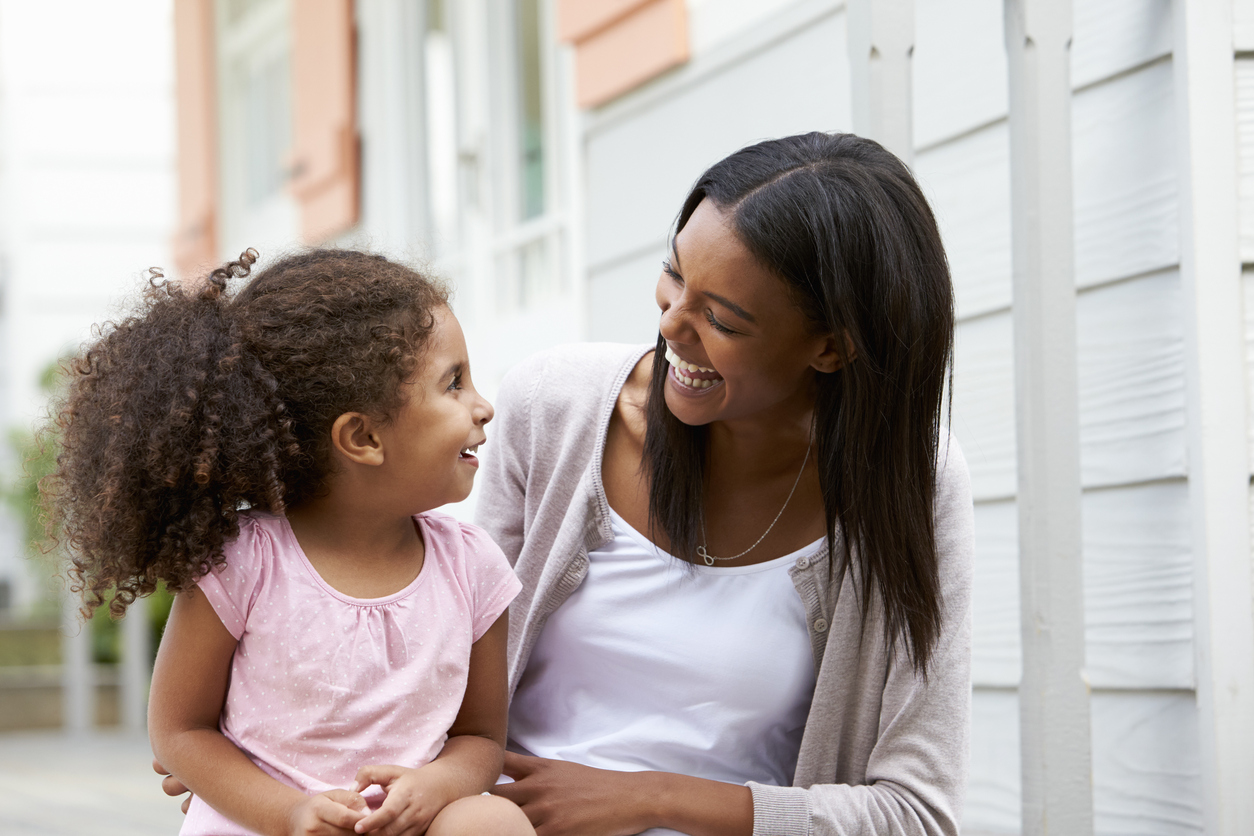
left=655, top=198, right=838, bottom=428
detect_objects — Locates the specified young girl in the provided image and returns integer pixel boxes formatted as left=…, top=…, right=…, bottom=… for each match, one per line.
left=46, top=249, right=534, bottom=836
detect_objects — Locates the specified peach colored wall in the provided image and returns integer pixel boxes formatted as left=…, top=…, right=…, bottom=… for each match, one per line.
left=289, top=0, right=359, bottom=243
left=173, top=0, right=218, bottom=279
left=557, top=0, right=689, bottom=108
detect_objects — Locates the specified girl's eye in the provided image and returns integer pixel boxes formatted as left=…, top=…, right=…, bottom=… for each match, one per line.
left=448, top=374, right=463, bottom=391
left=662, top=259, right=682, bottom=282
left=705, top=310, right=736, bottom=335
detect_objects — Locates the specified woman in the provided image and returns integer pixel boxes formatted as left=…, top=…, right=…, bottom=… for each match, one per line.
left=159, top=132, right=972, bottom=835
left=477, top=132, right=972, bottom=836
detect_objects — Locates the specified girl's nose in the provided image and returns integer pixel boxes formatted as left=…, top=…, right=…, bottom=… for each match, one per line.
left=475, top=393, right=494, bottom=426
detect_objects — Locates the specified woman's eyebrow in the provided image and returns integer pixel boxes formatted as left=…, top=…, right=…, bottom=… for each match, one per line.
left=702, top=291, right=757, bottom=323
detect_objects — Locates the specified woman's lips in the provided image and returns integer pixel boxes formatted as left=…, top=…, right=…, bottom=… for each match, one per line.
left=664, top=346, right=723, bottom=388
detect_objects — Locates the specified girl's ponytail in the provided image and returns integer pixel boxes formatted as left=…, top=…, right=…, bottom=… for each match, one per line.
left=49, top=250, right=299, bottom=617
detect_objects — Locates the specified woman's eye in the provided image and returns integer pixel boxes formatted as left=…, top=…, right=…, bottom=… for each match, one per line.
left=705, top=310, right=735, bottom=335
left=662, top=259, right=682, bottom=282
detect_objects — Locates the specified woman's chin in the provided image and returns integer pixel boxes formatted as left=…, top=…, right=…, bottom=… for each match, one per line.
left=663, top=375, right=724, bottom=425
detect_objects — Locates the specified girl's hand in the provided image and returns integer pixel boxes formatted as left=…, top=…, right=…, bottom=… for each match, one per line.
left=490, top=752, right=650, bottom=836
left=152, top=758, right=192, bottom=814
left=288, top=789, right=369, bottom=836
left=352, top=764, right=459, bottom=836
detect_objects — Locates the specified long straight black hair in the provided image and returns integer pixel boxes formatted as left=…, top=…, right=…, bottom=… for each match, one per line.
left=643, top=132, right=954, bottom=674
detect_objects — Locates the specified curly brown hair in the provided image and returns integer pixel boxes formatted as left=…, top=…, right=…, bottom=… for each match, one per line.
left=45, top=248, right=449, bottom=617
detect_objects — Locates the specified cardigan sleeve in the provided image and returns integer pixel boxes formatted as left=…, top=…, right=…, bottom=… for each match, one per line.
left=473, top=355, right=540, bottom=566
left=749, top=437, right=975, bottom=836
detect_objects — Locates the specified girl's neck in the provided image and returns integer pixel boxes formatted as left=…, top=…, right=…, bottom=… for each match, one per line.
left=284, top=491, right=426, bottom=599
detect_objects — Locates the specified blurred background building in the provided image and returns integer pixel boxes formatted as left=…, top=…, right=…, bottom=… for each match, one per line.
left=0, top=1, right=1251, bottom=835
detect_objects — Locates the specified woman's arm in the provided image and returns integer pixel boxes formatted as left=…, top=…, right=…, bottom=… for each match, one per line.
left=149, top=589, right=367, bottom=835
left=351, top=612, right=513, bottom=834
left=494, top=755, right=752, bottom=836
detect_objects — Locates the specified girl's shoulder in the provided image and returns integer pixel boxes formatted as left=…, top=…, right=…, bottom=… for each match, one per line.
left=414, top=512, right=508, bottom=564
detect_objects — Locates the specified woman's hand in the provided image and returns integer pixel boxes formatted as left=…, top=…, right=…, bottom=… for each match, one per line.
left=352, top=763, right=460, bottom=836
left=490, top=753, right=652, bottom=836
left=287, top=789, right=368, bottom=836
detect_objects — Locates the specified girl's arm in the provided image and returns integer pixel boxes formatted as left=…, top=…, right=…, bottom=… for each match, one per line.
left=149, top=589, right=368, bottom=836
left=351, top=611, right=512, bottom=834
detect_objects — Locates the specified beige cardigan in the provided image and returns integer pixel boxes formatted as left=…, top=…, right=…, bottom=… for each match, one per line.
left=475, top=343, right=974, bottom=836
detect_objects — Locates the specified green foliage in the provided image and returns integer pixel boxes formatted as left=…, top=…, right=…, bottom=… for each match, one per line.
left=1, top=360, right=66, bottom=612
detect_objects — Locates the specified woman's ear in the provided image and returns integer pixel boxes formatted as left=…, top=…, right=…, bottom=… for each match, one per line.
left=811, top=331, right=856, bottom=374
left=330, top=412, right=385, bottom=466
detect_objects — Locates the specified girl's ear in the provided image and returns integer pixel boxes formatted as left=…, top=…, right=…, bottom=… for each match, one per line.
left=810, top=331, right=856, bottom=374
left=331, top=412, right=385, bottom=466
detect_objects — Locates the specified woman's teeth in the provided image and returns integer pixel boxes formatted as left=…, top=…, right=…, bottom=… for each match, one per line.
left=665, top=347, right=722, bottom=389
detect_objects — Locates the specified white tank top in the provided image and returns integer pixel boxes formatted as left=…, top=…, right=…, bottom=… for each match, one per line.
left=509, top=508, right=821, bottom=834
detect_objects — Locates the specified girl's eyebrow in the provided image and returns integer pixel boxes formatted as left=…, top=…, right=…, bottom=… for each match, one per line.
left=442, top=361, right=463, bottom=379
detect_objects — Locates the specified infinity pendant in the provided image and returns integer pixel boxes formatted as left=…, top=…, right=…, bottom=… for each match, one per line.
left=697, top=546, right=715, bottom=566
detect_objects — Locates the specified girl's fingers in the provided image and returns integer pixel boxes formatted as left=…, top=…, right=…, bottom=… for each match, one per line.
left=351, top=805, right=398, bottom=834
left=312, top=794, right=368, bottom=830
left=323, top=789, right=369, bottom=812
left=353, top=764, right=405, bottom=793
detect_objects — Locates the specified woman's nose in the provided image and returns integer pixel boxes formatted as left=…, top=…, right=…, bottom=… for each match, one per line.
left=656, top=277, right=689, bottom=341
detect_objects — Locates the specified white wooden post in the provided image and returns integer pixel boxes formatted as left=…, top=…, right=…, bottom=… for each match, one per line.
left=60, top=589, right=92, bottom=733
left=355, top=0, right=431, bottom=255
left=119, top=597, right=151, bottom=731
left=1172, top=1, right=1254, bottom=833
left=1003, top=2, right=1094, bottom=834
left=846, top=0, right=914, bottom=165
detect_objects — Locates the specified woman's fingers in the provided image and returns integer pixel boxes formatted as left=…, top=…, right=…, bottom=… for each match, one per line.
left=500, top=751, right=541, bottom=779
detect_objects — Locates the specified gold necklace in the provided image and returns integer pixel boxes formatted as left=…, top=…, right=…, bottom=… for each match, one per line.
left=696, top=439, right=812, bottom=566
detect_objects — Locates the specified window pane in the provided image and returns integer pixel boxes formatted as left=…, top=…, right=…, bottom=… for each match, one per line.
left=516, top=0, right=544, bottom=220
left=425, top=0, right=459, bottom=252
left=243, top=51, right=291, bottom=206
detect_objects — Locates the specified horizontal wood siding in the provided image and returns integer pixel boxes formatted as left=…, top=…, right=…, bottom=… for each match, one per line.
left=1072, top=59, right=1178, bottom=289
left=917, top=0, right=1194, bottom=831
left=1237, top=60, right=1254, bottom=263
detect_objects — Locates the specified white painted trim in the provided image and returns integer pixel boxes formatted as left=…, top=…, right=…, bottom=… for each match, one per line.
left=119, top=596, right=150, bottom=731
left=847, top=0, right=913, bottom=164
left=1172, top=1, right=1254, bottom=833
left=1003, top=1, right=1095, bottom=833
left=354, top=0, right=430, bottom=256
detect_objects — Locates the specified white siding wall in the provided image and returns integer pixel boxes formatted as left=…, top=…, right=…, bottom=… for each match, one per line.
left=914, top=0, right=1201, bottom=832
left=582, top=0, right=851, bottom=343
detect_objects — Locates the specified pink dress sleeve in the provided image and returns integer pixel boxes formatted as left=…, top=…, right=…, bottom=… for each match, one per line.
left=195, top=515, right=270, bottom=640
left=456, top=521, right=522, bottom=642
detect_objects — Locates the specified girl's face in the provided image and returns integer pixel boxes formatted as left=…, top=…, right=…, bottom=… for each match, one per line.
left=378, top=307, right=494, bottom=511
left=655, top=199, right=838, bottom=428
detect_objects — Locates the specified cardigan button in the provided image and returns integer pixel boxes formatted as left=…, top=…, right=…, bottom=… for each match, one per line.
left=813, top=617, right=829, bottom=633
left=795, top=556, right=811, bottom=570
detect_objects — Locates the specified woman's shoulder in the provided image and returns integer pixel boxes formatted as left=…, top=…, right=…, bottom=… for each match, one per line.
left=494, top=342, right=651, bottom=439
left=498, top=343, right=650, bottom=403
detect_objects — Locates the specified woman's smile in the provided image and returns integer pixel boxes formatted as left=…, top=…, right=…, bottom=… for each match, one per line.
left=664, top=345, right=724, bottom=391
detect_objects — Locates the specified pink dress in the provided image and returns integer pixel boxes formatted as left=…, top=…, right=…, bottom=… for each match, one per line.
left=180, top=511, right=521, bottom=836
